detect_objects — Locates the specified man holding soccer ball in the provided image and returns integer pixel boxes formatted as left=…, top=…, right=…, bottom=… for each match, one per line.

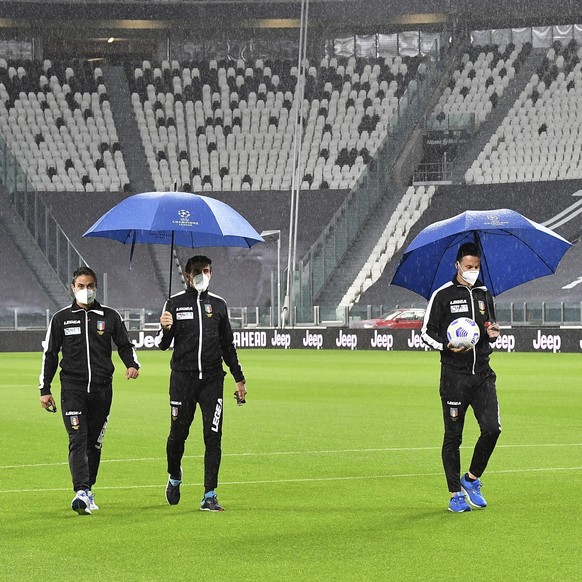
left=421, top=242, right=501, bottom=512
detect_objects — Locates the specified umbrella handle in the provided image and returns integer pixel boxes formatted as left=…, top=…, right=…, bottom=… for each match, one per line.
left=129, top=232, right=136, bottom=271
left=168, top=231, right=175, bottom=300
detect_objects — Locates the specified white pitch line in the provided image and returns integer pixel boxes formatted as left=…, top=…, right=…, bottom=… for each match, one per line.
left=1, top=442, right=581, bottom=471
left=0, top=466, right=581, bottom=495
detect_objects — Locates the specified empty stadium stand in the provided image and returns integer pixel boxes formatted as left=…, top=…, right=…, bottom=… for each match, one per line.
left=2, top=38, right=582, bottom=319
left=429, top=42, right=533, bottom=131
left=467, top=40, right=582, bottom=184
left=126, top=55, right=425, bottom=192
left=0, top=59, right=130, bottom=193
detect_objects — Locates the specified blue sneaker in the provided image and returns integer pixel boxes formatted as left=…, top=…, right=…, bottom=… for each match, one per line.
left=448, top=492, right=471, bottom=513
left=461, top=475, right=487, bottom=508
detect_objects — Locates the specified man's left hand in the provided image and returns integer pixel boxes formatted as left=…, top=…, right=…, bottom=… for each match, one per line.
left=235, top=381, right=247, bottom=404
left=126, top=367, right=139, bottom=380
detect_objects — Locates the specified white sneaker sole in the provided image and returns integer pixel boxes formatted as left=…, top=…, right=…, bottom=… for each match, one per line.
left=461, top=486, right=487, bottom=509
left=448, top=505, right=471, bottom=512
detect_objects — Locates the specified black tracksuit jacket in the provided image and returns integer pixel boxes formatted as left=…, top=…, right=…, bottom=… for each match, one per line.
left=158, top=287, right=244, bottom=382
left=421, top=277, right=496, bottom=374
left=39, top=300, right=140, bottom=395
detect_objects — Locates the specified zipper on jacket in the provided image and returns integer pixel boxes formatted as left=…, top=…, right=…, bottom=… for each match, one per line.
left=468, top=287, right=476, bottom=375
left=84, top=310, right=92, bottom=392
left=197, top=294, right=203, bottom=379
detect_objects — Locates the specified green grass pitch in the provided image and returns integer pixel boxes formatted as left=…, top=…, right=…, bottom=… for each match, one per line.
left=0, top=349, right=580, bottom=581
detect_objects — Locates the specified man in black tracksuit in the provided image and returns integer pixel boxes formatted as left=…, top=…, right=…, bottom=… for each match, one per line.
left=421, top=243, right=501, bottom=513
left=159, top=255, right=246, bottom=512
left=39, top=266, right=140, bottom=515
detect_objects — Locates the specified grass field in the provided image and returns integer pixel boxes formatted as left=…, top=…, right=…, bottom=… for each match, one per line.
left=0, top=349, right=581, bottom=581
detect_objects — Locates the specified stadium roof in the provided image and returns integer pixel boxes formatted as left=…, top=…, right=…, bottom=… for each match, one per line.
left=1, top=0, right=582, bottom=30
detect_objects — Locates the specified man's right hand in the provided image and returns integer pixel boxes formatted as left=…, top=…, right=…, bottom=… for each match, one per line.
left=40, top=394, right=56, bottom=411
left=160, top=311, right=173, bottom=330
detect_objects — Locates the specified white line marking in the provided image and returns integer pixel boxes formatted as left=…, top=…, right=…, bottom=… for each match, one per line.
left=0, top=466, right=581, bottom=495
left=547, top=204, right=582, bottom=229
left=542, top=190, right=582, bottom=227
left=562, top=276, right=582, bottom=290
left=1, top=442, right=580, bottom=470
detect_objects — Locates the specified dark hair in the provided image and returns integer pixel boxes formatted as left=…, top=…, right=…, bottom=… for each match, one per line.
left=185, top=255, right=212, bottom=275
left=456, top=242, right=481, bottom=262
left=71, top=266, right=98, bottom=285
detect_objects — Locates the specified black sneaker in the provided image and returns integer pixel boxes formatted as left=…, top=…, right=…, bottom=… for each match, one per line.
left=165, top=474, right=182, bottom=506
left=200, top=491, right=224, bottom=512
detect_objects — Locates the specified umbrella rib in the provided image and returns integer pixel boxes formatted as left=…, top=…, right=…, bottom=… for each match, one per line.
left=473, top=231, right=496, bottom=295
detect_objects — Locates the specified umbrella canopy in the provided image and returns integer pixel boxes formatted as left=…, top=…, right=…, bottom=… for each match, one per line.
left=83, top=191, right=264, bottom=299
left=391, top=209, right=572, bottom=299
left=83, top=191, right=264, bottom=248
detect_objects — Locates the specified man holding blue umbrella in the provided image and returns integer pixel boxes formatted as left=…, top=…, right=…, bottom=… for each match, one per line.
left=158, top=255, right=247, bottom=511
left=421, top=243, right=502, bottom=513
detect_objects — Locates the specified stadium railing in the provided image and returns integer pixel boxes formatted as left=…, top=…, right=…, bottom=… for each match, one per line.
left=2, top=301, right=581, bottom=331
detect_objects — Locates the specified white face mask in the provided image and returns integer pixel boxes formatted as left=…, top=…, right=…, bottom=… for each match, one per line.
left=460, top=269, right=480, bottom=286
left=74, top=288, right=96, bottom=305
left=193, top=273, right=210, bottom=293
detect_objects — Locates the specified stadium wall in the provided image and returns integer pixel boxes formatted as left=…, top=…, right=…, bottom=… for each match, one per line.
left=3, top=327, right=580, bottom=353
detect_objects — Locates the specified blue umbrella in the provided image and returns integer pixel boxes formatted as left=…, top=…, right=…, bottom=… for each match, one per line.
left=391, top=209, right=572, bottom=299
left=83, top=191, right=264, bottom=296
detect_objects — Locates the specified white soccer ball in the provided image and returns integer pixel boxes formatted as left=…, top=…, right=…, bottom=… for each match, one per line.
left=447, top=317, right=480, bottom=349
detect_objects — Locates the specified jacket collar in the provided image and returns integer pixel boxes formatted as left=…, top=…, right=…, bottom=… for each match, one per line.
left=186, top=286, right=209, bottom=299
left=71, top=299, right=104, bottom=315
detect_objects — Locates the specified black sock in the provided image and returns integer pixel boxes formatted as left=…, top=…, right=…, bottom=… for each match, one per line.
left=464, top=473, right=476, bottom=482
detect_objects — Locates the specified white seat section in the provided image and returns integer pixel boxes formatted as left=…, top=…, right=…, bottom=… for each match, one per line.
left=467, top=41, right=582, bottom=185
left=0, top=60, right=129, bottom=193
left=430, top=43, right=530, bottom=132
left=338, top=185, right=436, bottom=308
left=130, top=55, right=427, bottom=192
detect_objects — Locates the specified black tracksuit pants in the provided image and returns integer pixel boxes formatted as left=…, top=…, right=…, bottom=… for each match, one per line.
left=439, top=366, right=501, bottom=492
left=166, top=370, right=224, bottom=491
left=61, top=385, right=112, bottom=492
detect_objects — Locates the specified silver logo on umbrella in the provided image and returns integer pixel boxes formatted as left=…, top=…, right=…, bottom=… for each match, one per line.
left=174, top=209, right=198, bottom=226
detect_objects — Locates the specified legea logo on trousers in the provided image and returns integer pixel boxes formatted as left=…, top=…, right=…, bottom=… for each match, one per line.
left=211, top=399, right=223, bottom=433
